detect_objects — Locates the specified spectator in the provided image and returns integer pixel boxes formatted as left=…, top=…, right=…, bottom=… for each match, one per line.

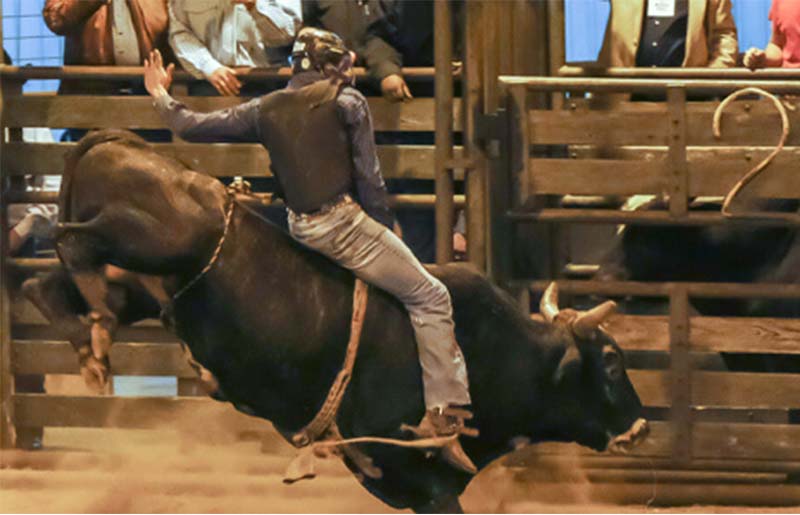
left=8, top=192, right=57, bottom=451
left=43, top=0, right=173, bottom=94
left=365, top=0, right=442, bottom=101
left=168, top=0, right=302, bottom=96
left=598, top=0, right=738, bottom=68
left=43, top=0, right=173, bottom=142
left=302, top=1, right=395, bottom=93
left=744, top=0, right=800, bottom=70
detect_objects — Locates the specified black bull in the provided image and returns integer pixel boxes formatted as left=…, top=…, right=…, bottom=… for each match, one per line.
left=595, top=199, right=800, bottom=373
left=50, top=130, right=646, bottom=512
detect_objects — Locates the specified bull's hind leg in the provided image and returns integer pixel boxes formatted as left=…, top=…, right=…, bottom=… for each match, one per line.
left=55, top=228, right=119, bottom=392
left=22, top=268, right=132, bottom=392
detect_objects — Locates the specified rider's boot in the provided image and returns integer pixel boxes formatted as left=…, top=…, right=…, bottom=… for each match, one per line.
left=410, top=406, right=479, bottom=474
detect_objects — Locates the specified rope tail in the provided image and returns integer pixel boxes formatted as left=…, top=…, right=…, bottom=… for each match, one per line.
left=712, top=87, right=796, bottom=222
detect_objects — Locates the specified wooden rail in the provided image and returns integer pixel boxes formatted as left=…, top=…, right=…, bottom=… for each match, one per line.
left=494, top=74, right=800, bottom=477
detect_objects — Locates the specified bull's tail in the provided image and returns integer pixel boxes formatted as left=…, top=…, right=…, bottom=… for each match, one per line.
left=59, top=130, right=150, bottom=223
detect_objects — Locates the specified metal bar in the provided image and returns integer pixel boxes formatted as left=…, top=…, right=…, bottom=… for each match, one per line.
left=7, top=258, right=60, bottom=271
left=560, top=65, right=800, bottom=79
left=388, top=194, right=465, bottom=209
left=519, top=279, right=800, bottom=299
left=434, top=0, right=455, bottom=265
left=499, top=76, right=800, bottom=94
left=669, top=285, right=692, bottom=465
left=3, top=191, right=463, bottom=209
left=5, top=190, right=58, bottom=203
left=507, top=208, right=800, bottom=227
left=0, top=65, right=441, bottom=81
left=667, top=86, right=688, bottom=217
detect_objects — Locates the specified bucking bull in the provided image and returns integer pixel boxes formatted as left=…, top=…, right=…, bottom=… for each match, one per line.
left=29, top=129, right=648, bottom=512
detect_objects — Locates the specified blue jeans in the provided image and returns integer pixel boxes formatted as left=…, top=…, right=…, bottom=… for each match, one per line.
left=288, top=197, right=471, bottom=409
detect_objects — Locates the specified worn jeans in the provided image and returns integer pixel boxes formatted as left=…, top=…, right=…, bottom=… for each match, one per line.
left=288, top=197, right=471, bottom=409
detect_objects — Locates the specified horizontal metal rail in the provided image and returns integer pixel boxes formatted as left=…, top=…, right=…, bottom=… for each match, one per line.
left=0, top=65, right=440, bottom=82
left=559, top=65, right=800, bottom=80
left=499, top=75, right=800, bottom=94
left=513, top=279, right=800, bottom=299
left=507, top=209, right=800, bottom=227
left=4, top=191, right=464, bottom=209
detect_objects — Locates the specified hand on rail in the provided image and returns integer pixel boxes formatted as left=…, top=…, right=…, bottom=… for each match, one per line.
left=743, top=48, right=767, bottom=71
left=144, top=49, right=174, bottom=99
left=381, top=74, right=413, bottom=102
left=209, top=66, right=243, bottom=96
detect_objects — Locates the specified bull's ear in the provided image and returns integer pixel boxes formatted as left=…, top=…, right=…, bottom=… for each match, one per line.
left=553, top=345, right=582, bottom=386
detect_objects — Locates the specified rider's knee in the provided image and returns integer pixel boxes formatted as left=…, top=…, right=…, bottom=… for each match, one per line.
left=425, top=278, right=452, bottom=311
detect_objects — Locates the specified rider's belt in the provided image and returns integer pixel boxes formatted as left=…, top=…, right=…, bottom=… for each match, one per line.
left=289, top=193, right=353, bottom=220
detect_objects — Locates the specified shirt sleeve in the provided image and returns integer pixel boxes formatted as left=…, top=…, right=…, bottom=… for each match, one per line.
left=363, top=34, right=403, bottom=82
left=168, top=0, right=222, bottom=78
left=250, top=0, right=302, bottom=47
left=43, top=0, right=106, bottom=35
left=337, top=88, right=394, bottom=229
left=152, top=93, right=262, bottom=143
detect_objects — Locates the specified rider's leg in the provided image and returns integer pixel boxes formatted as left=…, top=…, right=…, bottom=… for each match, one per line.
left=289, top=200, right=470, bottom=407
left=288, top=199, right=477, bottom=473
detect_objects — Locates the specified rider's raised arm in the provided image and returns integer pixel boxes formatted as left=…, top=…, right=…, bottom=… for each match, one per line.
left=152, top=94, right=262, bottom=143
left=145, top=49, right=261, bottom=143
left=338, top=87, right=394, bottom=229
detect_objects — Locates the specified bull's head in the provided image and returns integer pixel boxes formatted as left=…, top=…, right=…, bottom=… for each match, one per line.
left=537, top=282, right=648, bottom=454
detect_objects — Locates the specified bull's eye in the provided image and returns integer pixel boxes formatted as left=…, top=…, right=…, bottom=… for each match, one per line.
left=603, top=346, right=623, bottom=381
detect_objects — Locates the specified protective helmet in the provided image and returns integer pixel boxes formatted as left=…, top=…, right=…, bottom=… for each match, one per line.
left=291, top=27, right=349, bottom=73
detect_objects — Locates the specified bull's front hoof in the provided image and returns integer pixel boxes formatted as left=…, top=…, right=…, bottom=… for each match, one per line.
left=607, top=418, right=649, bottom=455
left=79, top=352, right=111, bottom=394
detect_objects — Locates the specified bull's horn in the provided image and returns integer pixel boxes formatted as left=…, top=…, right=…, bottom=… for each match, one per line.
left=572, top=300, right=617, bottom=338
left=540, top=282, right=560, bottom=323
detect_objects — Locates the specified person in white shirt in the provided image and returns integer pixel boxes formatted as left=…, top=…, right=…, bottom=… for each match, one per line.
left=169, top=0, right=302, bottom=96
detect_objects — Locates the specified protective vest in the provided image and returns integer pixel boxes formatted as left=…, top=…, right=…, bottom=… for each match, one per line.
left=257, top=79, right=355, bottom=213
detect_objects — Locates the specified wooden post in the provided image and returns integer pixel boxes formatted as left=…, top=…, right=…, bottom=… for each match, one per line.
left=669, top=284, right=692, bottom=465
left=667, top=85, right=689, bottom=218
left=0, top=76, right=17, bottom=449
left=546, top=0, right=566, bottom=109
left=463, top=0, right=487, bottom=271
left=434, top=0, right=455, bottom=265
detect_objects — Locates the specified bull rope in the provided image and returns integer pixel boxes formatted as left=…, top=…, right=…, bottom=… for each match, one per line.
left=284, top=276, right=460, bottom=484
left=172, top=192, right=236, bottom=301
left=712, top=87, right=797, bottom=222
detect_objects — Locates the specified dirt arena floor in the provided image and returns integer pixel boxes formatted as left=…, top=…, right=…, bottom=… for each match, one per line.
left=2, top=377, right=799, bottom=513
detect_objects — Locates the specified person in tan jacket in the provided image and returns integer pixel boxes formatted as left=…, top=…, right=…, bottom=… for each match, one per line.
left=43, top=0, right=173, bottom=95
left=599, top=0, right=738, bottom=68
left=43, top=0, right=174, bottom=140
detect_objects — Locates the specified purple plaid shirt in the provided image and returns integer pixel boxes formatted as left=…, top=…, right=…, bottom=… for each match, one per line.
left=152, top=71, right=394, bottom=228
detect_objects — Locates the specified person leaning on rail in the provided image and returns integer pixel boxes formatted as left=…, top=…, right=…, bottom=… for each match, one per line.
left=168, top=0, right=301, bottom=96
left=142, top=27, right=479, bottom=474
left=43, top=0, right=174, bottom=94
left=42, top=0, right=174, bottom=142
left=744, top=0, right=800, bottom=70
left=598, top=0, right=738, bottom=69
